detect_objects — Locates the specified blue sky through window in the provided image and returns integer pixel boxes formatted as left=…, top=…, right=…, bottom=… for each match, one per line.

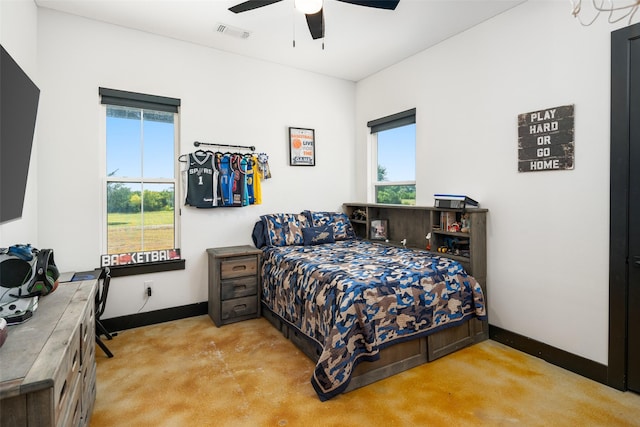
left=377, top=124, right=416, bottom=182
left=106, top=107, right=174, bottom=181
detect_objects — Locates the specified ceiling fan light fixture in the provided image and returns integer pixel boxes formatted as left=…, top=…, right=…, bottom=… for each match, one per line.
left=295, top=0, right=323, bottom=14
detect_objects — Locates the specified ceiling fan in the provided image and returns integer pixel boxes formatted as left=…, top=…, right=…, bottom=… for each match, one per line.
left=228, top=0, right=400, bottom=40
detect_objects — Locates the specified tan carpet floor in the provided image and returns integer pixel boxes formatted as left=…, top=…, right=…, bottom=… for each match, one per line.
left=90, top=315, right=640, bottom=427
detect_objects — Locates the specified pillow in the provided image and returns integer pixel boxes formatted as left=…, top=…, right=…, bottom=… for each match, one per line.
left=303, top=211, right=356, bottom=241
left=260, top=213, right=309, bottom=246
left=251, top=220, right=268, bottom=249
left=302, top=225, right=335, bottom=246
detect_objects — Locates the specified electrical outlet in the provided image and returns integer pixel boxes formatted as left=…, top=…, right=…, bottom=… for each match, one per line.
left=144, top=280, right=153, bottom=297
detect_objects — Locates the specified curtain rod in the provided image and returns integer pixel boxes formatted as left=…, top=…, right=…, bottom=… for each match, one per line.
left=193, top=141, right=256, bottom=151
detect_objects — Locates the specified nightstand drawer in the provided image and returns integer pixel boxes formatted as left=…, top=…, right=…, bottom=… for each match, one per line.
left=221, top=296, right=258, bottom=321
left=221, top=276, right=257, bottom=300
left=220, top=256, right=258, bottom=279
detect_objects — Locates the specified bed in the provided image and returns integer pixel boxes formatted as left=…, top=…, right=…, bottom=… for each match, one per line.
left=254, top=211, right=488, bottom=401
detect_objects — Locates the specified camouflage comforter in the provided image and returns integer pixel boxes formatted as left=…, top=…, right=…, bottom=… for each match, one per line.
left=261, top=239, right=487, bottom=401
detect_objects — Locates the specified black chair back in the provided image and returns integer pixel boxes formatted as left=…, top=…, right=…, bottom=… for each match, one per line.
left=95, top=267, right=111, bottom=319
left=95, top=267, right=114, bottom=357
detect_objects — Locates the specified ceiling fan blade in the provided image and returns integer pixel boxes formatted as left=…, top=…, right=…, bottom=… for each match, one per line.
left=229, top=0, right=284, bottom=14
left=335, top=0, right=399, bottom=10
left=305, top=9, right=325, bottom=40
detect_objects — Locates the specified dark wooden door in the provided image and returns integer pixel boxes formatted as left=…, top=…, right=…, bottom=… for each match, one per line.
left=611, top=22, right=640, bottom=392
left=628, top=34, right=640, bottom=393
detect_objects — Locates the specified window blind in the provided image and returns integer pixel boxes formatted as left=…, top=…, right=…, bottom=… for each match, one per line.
left=99, top=87, right=180, bottom=113
left=367, top=108, right=416, bottom=134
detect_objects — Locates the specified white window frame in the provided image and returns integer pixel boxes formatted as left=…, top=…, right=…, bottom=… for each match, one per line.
left=99, top=88, right=181, bottom=259
left=367, top=109, right=417, bottom=204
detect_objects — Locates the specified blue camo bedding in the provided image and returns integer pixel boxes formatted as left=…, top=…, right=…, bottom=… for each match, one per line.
left=261, top=239, right=487, bottom=401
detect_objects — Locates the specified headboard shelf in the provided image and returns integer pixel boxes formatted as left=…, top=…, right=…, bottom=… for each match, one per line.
left=343, top=202, right=487, bottom=288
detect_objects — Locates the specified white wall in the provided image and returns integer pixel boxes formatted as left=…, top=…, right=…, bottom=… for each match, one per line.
left=36, top=9, right=356, bottom=319
left=356, top=1, right=627, bottom=365
left=5, top=0, right=624, bottom=366
left=0, top=0, right=39, bottom=247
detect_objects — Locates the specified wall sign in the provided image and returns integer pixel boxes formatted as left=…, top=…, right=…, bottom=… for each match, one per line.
left=518, top=104, right=574, bottom=172
left=100, top=248, right=181, bottom=267
left=289, top=127, right=315, bottom=166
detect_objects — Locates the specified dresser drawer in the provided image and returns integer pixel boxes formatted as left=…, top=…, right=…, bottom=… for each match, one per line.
left=81, top=361, right=96, bottom=425
left=221, top=296, right=258, bottom=321
left=80, top=299, right=95, bottom=366
left=220, top=256, right=258, bottom=279
left=54, top=324, right=81, bottom=425
left=57, top=373, right=82, bottom=427
left=221, top=276, right=257, bottom=300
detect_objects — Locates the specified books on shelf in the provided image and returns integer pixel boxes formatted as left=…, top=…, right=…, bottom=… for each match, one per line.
left=434, top=194, right=479, bottom=209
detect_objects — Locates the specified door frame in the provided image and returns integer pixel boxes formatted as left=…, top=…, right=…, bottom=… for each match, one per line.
left=610, top=22, right=640, bottom=390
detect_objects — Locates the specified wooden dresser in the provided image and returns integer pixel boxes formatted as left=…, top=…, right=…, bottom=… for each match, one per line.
left=0, top=279, right=97, bottom=427
left=206, top=245, right=262, bottom=327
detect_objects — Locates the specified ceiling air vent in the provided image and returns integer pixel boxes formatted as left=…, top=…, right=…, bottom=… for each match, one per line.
left=216, top=23, right=251, bottom=39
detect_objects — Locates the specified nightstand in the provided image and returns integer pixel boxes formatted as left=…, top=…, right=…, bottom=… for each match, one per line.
left=206, top=245, right=262, bottom=327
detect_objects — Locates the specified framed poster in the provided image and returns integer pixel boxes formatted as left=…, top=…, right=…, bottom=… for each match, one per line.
left=289, top=127, right=315, bottom=166
left=370, top=219, right=388, bottom=240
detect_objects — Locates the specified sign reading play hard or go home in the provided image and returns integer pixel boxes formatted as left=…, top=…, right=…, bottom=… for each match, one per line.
left=518, top=104, right=574, bottom=172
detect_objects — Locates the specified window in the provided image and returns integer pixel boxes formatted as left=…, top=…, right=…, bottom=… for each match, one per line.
left=100, top=88, right=180, bottom=257
left=368, top=108, right=416, bottom=205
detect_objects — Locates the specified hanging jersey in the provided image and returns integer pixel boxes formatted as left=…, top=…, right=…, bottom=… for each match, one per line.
left=184, top=151, right=218, bottom=208
left=245, top=157, right=255, bottom=205
left=217, top=154, right=234, bottom=207
left=252, top=155, right=262, bottom=205
left=230, top=155, right=244, bottom=207
left=213, top=153, right=222, bottom=206
left=240, top=157, right=250, bottom=206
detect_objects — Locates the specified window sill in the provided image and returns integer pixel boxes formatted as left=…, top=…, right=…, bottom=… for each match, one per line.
left=109, top=259, right=185, bottom=278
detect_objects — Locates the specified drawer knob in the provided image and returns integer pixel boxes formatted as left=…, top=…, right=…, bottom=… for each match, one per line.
left=232, top=265, right=247, bottom=271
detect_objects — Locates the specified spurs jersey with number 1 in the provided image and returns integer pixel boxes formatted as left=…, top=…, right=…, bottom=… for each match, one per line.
left=183, top=151, right=218, bottom=208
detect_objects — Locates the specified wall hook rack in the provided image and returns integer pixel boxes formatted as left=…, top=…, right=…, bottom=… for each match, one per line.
left=193, top=141, right=256, bottom=152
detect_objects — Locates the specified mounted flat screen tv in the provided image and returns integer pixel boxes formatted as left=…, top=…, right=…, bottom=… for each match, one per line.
left=0, top=44, right=40, bottom=223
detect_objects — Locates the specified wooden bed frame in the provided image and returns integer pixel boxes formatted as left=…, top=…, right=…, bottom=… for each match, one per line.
left=262, top=302, right=488, bottom=393
left=259, top=204, right=489, bottom=395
